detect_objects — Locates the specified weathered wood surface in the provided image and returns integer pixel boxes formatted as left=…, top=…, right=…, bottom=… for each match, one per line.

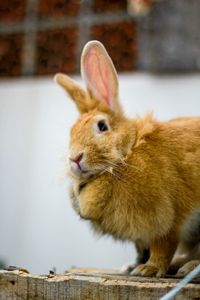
left=0, top=268, right=200, bottom=300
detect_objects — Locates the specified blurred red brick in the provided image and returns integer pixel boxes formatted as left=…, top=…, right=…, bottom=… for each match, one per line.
left=91, top=22, right=137, bottom=72
left=93, top=0, right=126, bottom=12
left=36, top=28, right=78, bottom=75
left=0, top=34, right=23, bottom=77
left=0, top=0, right=27, bottom=22
left=38, top=0, right=80, bottom=18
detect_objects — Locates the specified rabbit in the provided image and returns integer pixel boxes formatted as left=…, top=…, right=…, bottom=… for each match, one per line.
left=55, top=40, right=200, bottom=277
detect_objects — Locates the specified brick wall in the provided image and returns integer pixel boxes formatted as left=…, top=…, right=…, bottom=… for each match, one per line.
left=0, top=0, right=200, bottom=77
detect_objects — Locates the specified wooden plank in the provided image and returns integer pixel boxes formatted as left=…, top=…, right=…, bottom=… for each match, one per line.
left=0, top=268, right=200, bottom=300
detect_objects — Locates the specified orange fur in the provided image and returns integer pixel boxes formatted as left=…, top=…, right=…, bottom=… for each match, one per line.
left=55, top=41, right=200, bottom=277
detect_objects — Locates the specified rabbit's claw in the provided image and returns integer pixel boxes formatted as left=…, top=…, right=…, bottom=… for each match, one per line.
left=131, top=263, right=165, bottom=277
left=176, top=260, right=200, bottom=277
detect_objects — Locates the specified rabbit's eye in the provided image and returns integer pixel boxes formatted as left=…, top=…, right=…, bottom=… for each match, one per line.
left=97, top=120, right=108, bottom=132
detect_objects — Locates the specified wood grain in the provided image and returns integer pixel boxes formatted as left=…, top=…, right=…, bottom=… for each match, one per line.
left=0, top=268, right=200, bottom=300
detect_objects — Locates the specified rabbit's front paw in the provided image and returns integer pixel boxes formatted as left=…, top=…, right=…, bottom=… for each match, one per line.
left=131, top=263, right=165, bottom=277
left=176, top=260, right=200, bottom=277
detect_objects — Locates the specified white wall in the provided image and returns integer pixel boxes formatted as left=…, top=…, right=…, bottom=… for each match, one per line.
left=0, top=73, right=200, bottom=274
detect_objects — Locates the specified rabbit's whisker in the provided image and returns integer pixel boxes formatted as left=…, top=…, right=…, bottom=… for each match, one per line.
left=120, top=159, right=142, bottom=172
left=105, top=168, right=127, bottom=183
left=90, top=158, right=135, bottom=183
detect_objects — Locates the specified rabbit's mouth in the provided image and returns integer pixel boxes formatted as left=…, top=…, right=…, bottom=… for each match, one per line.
left=69, top=160, right=96, bottom=179
left=68, top=151, right=105, bottom=179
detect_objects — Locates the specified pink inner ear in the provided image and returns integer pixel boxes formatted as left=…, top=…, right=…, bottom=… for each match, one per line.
left=83, top=47, right=112, bottom=107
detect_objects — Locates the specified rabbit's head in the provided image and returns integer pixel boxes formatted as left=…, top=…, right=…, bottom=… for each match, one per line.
left=55, top=41, right=136, bottom=179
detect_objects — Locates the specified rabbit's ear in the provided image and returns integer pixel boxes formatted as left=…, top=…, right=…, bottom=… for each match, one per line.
left=54, top=73, right=97, bottom=113
left=81, top=41, right=123, bottom=115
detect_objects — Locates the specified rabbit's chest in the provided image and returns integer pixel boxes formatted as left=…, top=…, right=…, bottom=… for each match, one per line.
left=94, top=199, right=169, bottom=245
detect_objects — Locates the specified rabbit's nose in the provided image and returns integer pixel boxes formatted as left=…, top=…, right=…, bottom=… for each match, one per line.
left=70, top=153, right=84, bottom=165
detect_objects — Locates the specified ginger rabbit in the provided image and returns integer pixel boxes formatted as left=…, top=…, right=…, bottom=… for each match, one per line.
left=55, top=41, right=200, bottom=277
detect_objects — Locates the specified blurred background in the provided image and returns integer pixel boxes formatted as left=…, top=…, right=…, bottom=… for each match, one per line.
left=0, top=0, right=200, bottom=274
